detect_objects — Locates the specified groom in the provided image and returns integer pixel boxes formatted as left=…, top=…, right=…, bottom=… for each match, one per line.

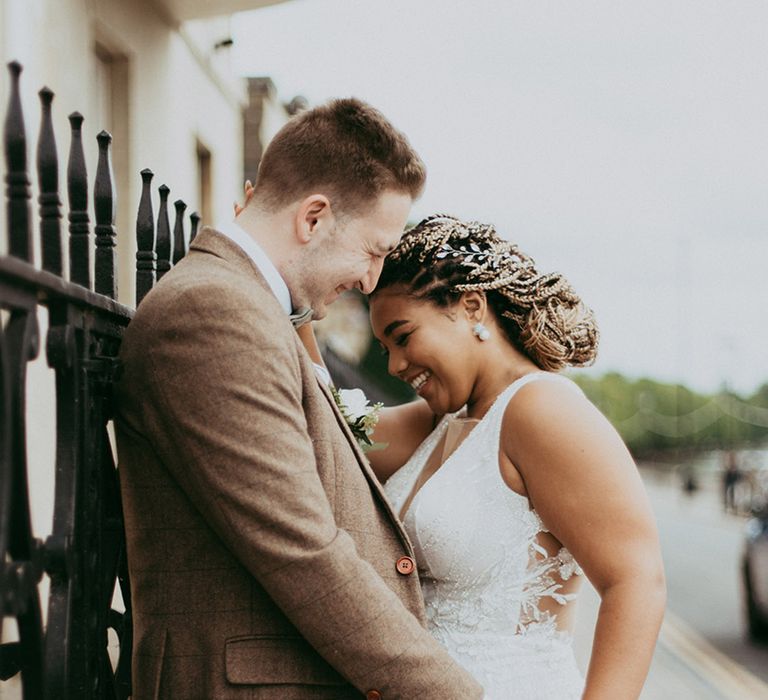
left=115, top=99, right=483, bottom=699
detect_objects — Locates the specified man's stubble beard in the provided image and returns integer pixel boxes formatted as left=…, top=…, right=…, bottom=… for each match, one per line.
left=282, top=239, right=339, bottom=319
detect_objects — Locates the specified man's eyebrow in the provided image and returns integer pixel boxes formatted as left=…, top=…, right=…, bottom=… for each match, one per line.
left=383, top=320, right=409, bottom=337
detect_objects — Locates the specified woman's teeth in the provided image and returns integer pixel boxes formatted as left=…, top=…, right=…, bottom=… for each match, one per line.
left=410, top=371, right=431, bottom=391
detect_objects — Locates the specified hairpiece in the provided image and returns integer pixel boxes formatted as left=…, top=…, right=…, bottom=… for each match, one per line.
left=434, top=241, right=527, bottom=271
left=375, top=214, right=599, bottom=371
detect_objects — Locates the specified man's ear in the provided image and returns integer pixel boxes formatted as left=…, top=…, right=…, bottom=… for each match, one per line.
left=294, top=194, right=333, bottom=244
left=461, top=290, right=487, bottom=322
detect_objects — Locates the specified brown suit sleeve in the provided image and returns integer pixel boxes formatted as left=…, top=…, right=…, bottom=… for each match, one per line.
left=133, top=280, right=483, bottom=699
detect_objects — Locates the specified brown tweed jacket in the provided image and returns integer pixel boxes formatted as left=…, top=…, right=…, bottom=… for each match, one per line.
left=115, top=228, right=483, bottom=699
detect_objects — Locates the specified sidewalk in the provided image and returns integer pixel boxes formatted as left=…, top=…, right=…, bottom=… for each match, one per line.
left=574, top=583, right=768, bottom=699
left=573, top=464, right=768, bottom=699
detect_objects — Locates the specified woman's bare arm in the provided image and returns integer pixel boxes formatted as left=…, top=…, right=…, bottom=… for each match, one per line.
left=501, top=379, right=666, bottom=700
left=295, top=323, right=435, bottom=482
left=368, top=400, right=436, bottom=482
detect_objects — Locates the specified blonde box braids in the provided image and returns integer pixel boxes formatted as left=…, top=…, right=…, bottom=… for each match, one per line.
left=375, top=214, right=599, bottom=371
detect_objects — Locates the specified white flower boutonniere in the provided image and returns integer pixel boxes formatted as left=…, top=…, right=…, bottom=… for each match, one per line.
left=331, top=387, right=386, bottom=453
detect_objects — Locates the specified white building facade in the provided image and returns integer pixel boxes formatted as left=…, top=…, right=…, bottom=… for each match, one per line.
left=0, top=0, right=291, bottom=305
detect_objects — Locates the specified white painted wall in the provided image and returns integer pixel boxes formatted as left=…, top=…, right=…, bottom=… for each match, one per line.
left=0, top=0, right=246, bottom=306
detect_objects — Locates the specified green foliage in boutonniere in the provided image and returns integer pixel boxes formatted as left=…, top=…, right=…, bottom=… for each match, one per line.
left=331, top=387, right=387, bottom=453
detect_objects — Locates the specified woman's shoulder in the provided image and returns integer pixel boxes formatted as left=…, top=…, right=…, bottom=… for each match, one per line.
left=500, top=371, right=624, bottom=467
left=492, top=371, right=581, bottom=419
left=503, top=372, right=585, bottom=408
left=499, top=373, right=592, bottom=440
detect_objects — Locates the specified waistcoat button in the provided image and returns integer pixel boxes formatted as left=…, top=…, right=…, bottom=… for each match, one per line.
left=396, top=556, right=415, bottom=575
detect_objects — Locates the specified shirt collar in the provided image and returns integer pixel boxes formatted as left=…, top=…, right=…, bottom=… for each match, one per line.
left=215, top=219, right=330, bottom=386
left=216, top=219, right=292, bottom=314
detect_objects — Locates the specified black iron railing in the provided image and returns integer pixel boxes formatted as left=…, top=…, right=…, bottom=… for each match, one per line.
left=1, top=60, right=199, bottom=699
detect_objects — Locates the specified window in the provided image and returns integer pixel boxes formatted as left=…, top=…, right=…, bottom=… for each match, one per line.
left=197, top=140, right=212, bottom=226
left=93, top=41, right=131, bottom=302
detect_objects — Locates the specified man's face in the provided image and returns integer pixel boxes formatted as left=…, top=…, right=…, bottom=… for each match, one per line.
left=296, top=189, right=412, bottom=319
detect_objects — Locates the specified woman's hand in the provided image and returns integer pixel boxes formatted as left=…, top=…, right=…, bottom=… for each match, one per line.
left=234, top=180, right=255, bottom=216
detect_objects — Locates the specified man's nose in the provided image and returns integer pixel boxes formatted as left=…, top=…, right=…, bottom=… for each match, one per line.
left=360, top=258, right=385, bottom=295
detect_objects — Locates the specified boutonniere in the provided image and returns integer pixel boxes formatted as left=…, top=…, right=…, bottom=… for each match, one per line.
left=331, top=387, right=387, bottom=453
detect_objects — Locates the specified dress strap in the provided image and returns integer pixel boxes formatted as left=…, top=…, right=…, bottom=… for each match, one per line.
left=495, top=371, right=579, bottom=411
left=484, top=372, right=582, bottom=453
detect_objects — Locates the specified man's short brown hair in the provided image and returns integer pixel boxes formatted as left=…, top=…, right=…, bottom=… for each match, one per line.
left=252, top=98, right=426, bottom=215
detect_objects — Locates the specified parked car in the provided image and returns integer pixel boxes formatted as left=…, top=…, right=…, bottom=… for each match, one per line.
left=743, top=498, right=768, bottom=642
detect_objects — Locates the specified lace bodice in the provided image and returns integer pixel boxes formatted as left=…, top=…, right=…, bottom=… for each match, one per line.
left=384, top=372, right=585, bottom=699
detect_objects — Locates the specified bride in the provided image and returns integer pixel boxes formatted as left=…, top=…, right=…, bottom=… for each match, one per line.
left=362, top=215, right=666, bottom=699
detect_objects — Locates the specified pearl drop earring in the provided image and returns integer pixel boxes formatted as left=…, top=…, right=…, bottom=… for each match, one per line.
left=473, top=322, right=490, bottom=341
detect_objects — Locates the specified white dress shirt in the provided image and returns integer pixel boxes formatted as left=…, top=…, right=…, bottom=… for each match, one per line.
left=216, top=219, right=332, bottom=386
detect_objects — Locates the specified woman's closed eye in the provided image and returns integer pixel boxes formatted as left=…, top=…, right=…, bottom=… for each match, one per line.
left=394, top=331, right=412, bottom=347
left=378, top=330, right=412, bottom=356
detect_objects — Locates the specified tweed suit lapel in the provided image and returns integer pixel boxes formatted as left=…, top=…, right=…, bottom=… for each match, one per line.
left=190, top=227, right=414, bottom=551
left=312, top=375, right=415, bottom=551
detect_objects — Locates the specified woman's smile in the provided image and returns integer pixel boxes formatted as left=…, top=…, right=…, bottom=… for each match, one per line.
left=409, top=370, right=432, bottom=393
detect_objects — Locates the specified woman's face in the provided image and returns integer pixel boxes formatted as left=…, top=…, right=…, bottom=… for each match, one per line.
left=369, top=287, right=481, bottom=415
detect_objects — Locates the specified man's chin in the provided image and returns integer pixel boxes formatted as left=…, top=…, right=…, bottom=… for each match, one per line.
left=315, top=292, right=341, bottom=317
left=311, top=302, right=328, bottom=321
left=301, top=290, right=342, bottom=321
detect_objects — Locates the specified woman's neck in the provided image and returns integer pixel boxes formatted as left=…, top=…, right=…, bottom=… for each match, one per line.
left=465, top=346, right=541, bottom=419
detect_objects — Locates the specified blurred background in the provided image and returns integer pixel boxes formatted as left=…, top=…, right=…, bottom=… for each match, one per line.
left=1, top=0, right=767, bottom=697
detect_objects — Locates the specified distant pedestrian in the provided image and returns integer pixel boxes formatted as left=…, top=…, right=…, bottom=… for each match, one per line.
left=680, top=464, right=698, bottom=496
left=722, top=450, right=741, bottom=513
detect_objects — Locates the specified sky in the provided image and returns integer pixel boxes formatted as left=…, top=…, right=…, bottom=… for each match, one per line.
left=232, top=0, right=768, bottom=395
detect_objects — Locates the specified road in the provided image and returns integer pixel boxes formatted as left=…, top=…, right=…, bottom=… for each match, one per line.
left=574, top=467, right=768, bottom=698
left=647, top=468, right=768, bottom=678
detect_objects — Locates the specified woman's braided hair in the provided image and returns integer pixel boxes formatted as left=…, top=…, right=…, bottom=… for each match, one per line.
left=373, top=214, right=599, bottom=371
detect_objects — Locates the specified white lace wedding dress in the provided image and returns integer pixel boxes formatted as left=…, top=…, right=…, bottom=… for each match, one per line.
left=384, top=373, right=586, bottom=699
